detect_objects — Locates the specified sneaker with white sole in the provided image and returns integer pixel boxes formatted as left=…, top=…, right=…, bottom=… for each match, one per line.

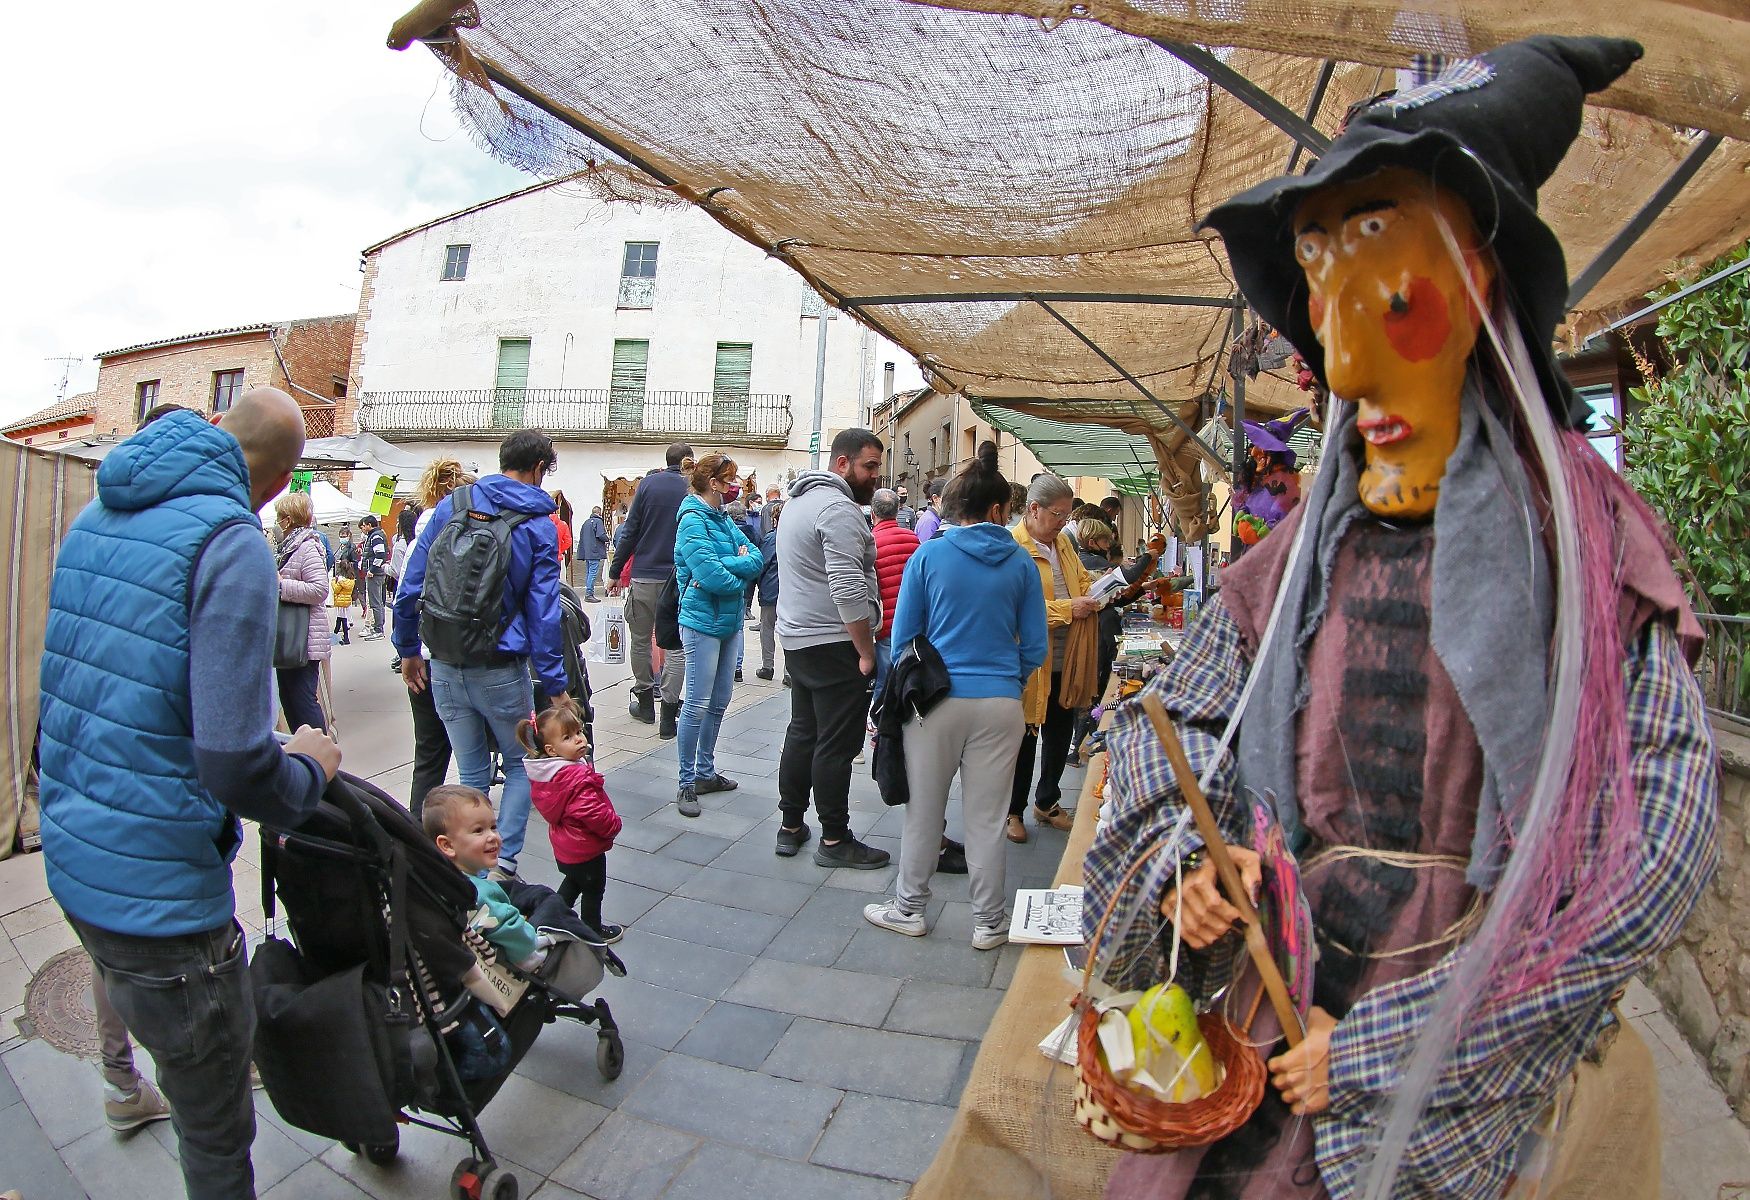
left=863, top=900, right=926, bottom=937
left=104, top=1078, right=173, bottom=1132
left=972, top=924, right=1009, bottom=951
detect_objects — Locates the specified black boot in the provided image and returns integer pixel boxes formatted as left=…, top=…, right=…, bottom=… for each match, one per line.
left=629, top=687, right=655, bottom=725
left=658, top=701, right=678, bottom=740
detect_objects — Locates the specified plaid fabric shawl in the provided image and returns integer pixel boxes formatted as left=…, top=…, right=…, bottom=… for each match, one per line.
left=1082, top=599, right=1717, bottom=1196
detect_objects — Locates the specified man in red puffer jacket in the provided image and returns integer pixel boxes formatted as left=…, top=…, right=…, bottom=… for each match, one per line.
left=870, top=488, right=920, bottom=704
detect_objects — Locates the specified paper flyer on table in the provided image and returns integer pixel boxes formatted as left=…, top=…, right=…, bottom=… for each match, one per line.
left=1009, top=885, right=1085, bottom=945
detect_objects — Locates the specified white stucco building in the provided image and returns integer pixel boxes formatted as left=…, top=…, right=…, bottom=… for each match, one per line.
left=343, top=176, right=923, bottom=515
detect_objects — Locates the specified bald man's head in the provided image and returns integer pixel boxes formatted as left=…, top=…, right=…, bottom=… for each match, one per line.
left=219, top=387, right=305, bottom=512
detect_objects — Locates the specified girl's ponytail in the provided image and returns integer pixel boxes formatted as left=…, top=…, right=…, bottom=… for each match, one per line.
left=515, top=714, right=543, bottom=757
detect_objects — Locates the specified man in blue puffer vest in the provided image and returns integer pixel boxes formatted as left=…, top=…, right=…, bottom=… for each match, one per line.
left=40, top=389, right=341, bottom=1199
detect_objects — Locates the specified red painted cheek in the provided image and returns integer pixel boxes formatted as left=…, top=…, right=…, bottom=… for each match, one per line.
left=1382, top=276, right=1452, bottom=362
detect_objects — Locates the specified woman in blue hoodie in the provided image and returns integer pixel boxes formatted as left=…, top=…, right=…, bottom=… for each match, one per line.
left=672, top=453, right=764, bottom=816
left=863, top=442, right=1047, bottom=950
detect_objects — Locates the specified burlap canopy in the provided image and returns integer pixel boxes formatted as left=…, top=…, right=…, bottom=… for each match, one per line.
left=386, top=0, right=1749, bottom=532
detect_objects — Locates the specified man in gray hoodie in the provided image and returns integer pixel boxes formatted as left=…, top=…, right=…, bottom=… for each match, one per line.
left=774, top=428, right=891, bottom=868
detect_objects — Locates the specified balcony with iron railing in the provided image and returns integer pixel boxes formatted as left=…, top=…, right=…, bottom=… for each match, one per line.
left=356, top=388, right=794, bottom=446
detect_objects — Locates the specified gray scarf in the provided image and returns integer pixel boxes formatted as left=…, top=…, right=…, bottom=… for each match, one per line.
left=1235, top=383, right=1553, bottom=887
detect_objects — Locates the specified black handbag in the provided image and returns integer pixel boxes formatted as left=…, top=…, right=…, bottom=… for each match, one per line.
left=273, top=602, right=310, bottom=670
left=655, top=572, right=684, bottom=651
left=274, top=535, right=312, bottom=670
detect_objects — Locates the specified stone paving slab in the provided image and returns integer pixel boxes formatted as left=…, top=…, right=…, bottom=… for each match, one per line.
left=5, top=646, right=1749, bottom=1199
left=548, top=1111, right=700, bottom=1200
left=673, top=1001, right=795, bottom=1071
left=763, top=1017, right=968, bottom=1105
left=619, top=1053, right=844, bottom=1159
left=661, top=1143, right=907, bottom=1200
left=810, top=1092, right=957, bottom=1182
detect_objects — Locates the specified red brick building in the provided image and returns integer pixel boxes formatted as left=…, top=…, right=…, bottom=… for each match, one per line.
left=91, top=315, right=354, bottom=437
left=2, top=392, right=97, bottom=447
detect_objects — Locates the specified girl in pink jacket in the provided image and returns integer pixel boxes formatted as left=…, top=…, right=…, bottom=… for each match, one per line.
left=517, top=704, right=623, bottom=942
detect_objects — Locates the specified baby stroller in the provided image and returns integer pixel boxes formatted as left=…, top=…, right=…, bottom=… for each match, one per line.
left=251, top=771, right=626, bottom=1200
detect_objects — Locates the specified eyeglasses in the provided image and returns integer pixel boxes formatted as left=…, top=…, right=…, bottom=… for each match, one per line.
left=1040, top=506, right=1073, bottom=523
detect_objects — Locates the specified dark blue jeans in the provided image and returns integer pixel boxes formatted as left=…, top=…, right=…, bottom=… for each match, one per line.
left=71, top=916, right=256, bottom=1200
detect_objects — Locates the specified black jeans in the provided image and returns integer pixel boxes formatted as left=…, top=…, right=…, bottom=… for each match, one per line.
left=557, top=854, right=608, bottom=932
left=71, top=917, right=256, bottom=1200
left=276, top=662, right=325, bottom=733
left=1010, top=670, right=1077, bottom=816
left=407, top=677, right=453, bottom=821
left=778, top=641, right=870, bottom=842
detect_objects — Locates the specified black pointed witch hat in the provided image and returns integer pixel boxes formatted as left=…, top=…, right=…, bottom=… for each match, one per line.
left=1200, top=36, right=1643, bottom=428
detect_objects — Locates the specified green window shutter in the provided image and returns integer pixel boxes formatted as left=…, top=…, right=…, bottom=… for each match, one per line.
left=493, top=339, right=531, bottom=428
left=610, top=339, right=649, bottom=430
left=712, top=342, right=752, bottom=433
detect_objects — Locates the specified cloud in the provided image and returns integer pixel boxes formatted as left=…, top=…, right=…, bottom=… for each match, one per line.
left=2, top=1, right=526, bottom=424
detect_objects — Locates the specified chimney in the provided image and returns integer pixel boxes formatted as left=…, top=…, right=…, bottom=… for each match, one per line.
left=883, top=362, right=895, bottom=401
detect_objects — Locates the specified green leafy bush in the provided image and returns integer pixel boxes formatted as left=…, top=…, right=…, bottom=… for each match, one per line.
left=1620, top=241, right=1750, bottom=615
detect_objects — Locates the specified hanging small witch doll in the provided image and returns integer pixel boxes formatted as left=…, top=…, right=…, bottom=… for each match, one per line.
left=1082, top=35, right=1718, bottom=1200
left=1233, top=410, right=1311, bottom=544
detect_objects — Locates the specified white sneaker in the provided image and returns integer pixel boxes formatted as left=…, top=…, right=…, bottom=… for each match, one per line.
left=972, top=924, right=1008, bottom=951
left=863, top=900, right=926, bottom=937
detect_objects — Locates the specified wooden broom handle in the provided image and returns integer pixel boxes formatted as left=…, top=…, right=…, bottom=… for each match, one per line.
left=1140, top=693, right=1303, bottom=1047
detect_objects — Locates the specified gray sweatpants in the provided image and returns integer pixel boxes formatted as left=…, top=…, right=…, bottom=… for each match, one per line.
left=759, top=603, right=778, bottom=673
left=897, top=695, right=1025, bottom=928
left=625, top=577, right=685, bottom=704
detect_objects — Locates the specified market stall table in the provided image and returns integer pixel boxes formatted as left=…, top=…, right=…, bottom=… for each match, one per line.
left=912, top=701, right=1126, bottom=1200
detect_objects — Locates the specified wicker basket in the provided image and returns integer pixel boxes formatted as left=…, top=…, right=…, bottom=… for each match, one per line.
left=1072, top=999, right=1267, bottom=1151
left=1070, top=826, right=1281, bottom=1151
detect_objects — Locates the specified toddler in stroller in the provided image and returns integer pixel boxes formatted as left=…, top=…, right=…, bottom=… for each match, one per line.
left=252, top=771, right=627, bottom=1200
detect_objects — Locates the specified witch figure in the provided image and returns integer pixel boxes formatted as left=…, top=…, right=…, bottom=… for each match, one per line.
left=1083, top=35, right=1718, bottom=1200
left=1233, top=410, right=1311, bottom=544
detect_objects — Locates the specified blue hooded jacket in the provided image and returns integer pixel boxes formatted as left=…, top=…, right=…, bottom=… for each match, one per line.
left=888, top=521, right=1047, bottom=700
left=392, top=474, right=568, bottom=696
left=40, top=410, right=326, bottom=936
left=673, top=493, right=762, bottom=638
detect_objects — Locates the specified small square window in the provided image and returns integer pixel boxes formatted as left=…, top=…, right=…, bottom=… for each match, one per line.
left=212, top=369, right=245, bottom=413
left=442, top=244, right=471, bottom=281
left=136, top=379, right=160, bottom=423
left=621, top=242, right=659, bottom=279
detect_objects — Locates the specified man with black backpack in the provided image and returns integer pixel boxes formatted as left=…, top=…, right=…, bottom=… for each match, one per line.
left=607, top=442, right=691, bottom=739
left=393, top=429, right=570, bottom=882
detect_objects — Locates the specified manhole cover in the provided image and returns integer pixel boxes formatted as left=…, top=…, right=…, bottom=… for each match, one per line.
left=23, top=946, right=101, bottom=1060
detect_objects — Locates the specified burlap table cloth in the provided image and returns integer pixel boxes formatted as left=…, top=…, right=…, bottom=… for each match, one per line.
left=911, top=744, right=1120, bottom=1200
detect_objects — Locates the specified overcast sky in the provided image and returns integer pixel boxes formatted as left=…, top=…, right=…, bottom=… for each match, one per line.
left=2, top=3, right=527, bottom=426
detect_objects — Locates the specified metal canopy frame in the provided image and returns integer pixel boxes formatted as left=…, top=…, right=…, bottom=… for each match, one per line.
left=1565, top=133, right=1724, bottom=309
left=395, top=9, right=1730, bottom=512
left=1032, top=298, right=1229, bottom=479
left=1153, top=40, right=1332, bottom=159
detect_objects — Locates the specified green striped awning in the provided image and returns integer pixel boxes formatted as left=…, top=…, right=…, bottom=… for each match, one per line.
left=971, top=399, right=1160, bottom=495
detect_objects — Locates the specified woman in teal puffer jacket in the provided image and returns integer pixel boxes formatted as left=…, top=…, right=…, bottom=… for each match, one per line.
left=672, top=453, right=764, bottom=815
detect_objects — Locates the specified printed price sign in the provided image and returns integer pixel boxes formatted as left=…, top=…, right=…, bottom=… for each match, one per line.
left=369, top=474, right=397, bottom=516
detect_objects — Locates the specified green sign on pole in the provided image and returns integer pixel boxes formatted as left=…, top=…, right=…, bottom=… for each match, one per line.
left=289, top=470, right=312, bottom=494
left=370, top=475, right=397, bottom=516
left=809, top=431, right=821, bottom=452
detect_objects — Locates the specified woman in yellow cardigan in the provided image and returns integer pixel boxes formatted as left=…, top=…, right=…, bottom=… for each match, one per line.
left=1007, top=474, right=1100, bottom=842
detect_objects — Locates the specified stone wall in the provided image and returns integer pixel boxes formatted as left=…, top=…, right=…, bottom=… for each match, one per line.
left=1647, top=719, right=1750, bottom=1126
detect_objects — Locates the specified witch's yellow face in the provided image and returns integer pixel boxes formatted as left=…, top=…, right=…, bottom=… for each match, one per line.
left=1292, top=167, right=1495, bottom=518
